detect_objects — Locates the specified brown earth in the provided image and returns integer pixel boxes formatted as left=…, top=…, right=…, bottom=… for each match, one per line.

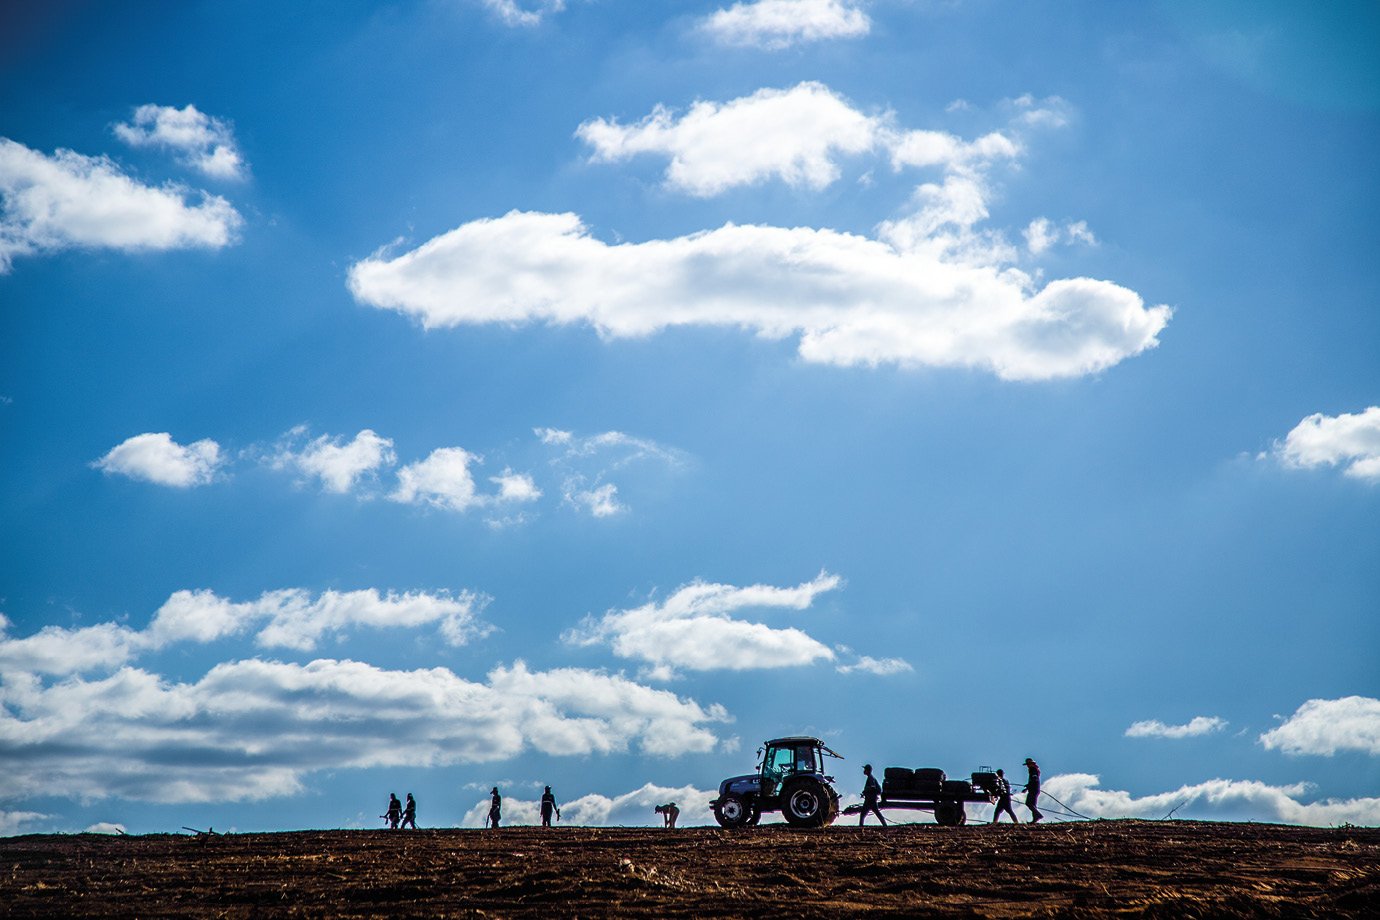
left=2, top=820, right=1377, bottom=918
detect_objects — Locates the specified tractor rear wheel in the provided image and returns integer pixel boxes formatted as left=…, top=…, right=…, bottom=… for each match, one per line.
left=782, top=780, right=829, bottom=827
left=714, top=794, right=750, bottom=828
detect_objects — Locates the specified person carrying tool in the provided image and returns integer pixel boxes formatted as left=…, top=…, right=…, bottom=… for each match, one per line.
left=488, top=787, right=502, bottom=829
left=859, top=764, right=887, bottom=826
left=1024, top=758, right=1043, bottom=823
left=384, top=793, right=402, bottom=830
left=400, top=793, right=417, bottom=829
left=540, top=786, right=560, bottom=827
left=990, top=769, right=1019, bottom=824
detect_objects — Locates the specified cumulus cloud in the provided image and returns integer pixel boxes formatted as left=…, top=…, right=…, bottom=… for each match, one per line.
left=480, top=0, right=564, bottom=26
left=1125, top=716, right=1228, bottom=739
left=84, top=822, right=127, bottom=834
left=0, top=138, right=241, bottom=273
left=113, top=104, right=246, bottom=180
left=0, top=616, right=145, bottom=676
left=0, top=809, right=49, bottom=835
left=1272, top=407, right=1380, bottom=482
left=1025, top=217, right=1098, bottom=255
left=1045, top=773, right=1380, bottom=827
left=391, top=447, right=484, bottom=511
left=0, top=658, right=729, bottom=803
left=272, top=427, right=397, bottom=493
left=701, top=0, right=870, bottom=50
left=349, top=210, right=1170, bottom=381
left=92, top=432, right=223, bottom=488
left=1259, top=696, right=1380, bottom=756
left=565, top=572, right=842, bottom=677
left=460, top=781, right=717, bottom=828
left=577, top=82, right=881, bottom=196
left=835, top=654, right=913, bottom=676
left=569, top=482, right=623, bottom=517
left=490, top=469, right=542, bottom=503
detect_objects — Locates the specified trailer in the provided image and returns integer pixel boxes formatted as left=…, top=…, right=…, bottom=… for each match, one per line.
left=843, top=766, right=998, bottom=826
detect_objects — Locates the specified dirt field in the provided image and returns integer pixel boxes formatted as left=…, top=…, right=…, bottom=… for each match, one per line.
left=2, top=820, right=1376, bottom=918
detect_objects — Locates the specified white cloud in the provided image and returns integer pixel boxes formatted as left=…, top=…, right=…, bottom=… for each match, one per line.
left=84, top=822, right=127, bottom=834
left=459, top=781, right=717, bottom=828
left=1259, top=696, right=1380, bottom=756
left=490, top=469, right=542, bottom=503
left=1125, top=716, right=1227, bottom=739
left=569, top=482, right=623, bottom=517
left=0, top=809, right=48, bottom=835
left=1025, top=217, right=1098, bottom=255
left=577, top=82, right=881, bottom=196
left=836, top=654, right=913, bottom=676
left=564, top=573, right=841, bottom=676
left=113, top=104, right=246, bottom=180
left=1044, top=773, right=1380, bottom=826
left=0, top=618, right=145, bottom=676
left=701, top=0, right=870, bottom=50
left=1272, top=407, right=1380, bottom=482
left=538, top=427, right=685, bottom=518
left=0, top=658, right=729, bottom=803
left=272, top=428, right=397, bottom=494
left=480, top=0, right=565, bottom=26
left=0, top=138, right=241, bottom=273
left=92, top=432, right=223, bottom=488
left=348, top=209, right=1170, bottom=381
left=391, top=447, right=483, bottom=511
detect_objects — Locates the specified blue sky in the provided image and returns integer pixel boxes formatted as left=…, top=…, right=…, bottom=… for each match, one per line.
left=2, top=0, right=1377, bottom=834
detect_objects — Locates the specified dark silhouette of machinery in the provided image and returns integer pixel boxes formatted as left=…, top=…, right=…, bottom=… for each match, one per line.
left=710, top=736, right=843, bottom=828
left=843, top=765, right=1000, bottom=826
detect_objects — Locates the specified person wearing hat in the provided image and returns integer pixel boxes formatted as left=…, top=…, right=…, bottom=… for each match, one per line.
left=859, top=764, right=887, bottom=826
left=1024, top=758, right=1043, bottom=823
left=488, top=787, right=502, bottom=828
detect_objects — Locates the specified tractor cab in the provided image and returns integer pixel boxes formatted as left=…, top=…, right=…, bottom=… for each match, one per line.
left=759, top=737, right=833, bottom=797
left=711, top=735, right=843, bottom=828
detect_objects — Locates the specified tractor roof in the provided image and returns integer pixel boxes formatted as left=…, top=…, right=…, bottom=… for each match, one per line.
left=765, top=737, right=844, bottom=758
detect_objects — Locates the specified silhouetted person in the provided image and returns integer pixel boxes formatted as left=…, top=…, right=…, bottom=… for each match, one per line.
left=540, top=786, right=560, bottom=827
left=385, top=793, right=402, bottom=830
left=655, top=803, right=679, bottom=828
left=488, top=787, right=502, bottom=828
left=401, top=793, right=417, bottom=830
left=859, top=764, right=887, bottom=826
left=1024, top=758, right=1043, bottom=823
left=990, top=769, right=1019, bottom=824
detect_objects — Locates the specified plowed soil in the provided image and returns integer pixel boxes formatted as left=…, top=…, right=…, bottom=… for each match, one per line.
left=2, top=820, right=1376, bottom=918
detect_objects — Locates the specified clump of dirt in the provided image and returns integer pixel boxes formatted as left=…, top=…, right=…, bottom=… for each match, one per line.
left=2, top=820, right=1376, bottom=918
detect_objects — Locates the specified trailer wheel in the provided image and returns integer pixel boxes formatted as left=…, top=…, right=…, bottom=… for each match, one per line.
left=934, top=800, right=963, bottom=826
left=714, top=794, right=750, bottom=829
left=782, top=780, right=829, bottom=827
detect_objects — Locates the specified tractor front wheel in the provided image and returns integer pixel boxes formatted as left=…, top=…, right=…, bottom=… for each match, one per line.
left=714, top=794, right=750, bottom=829
left=782, top=780, right=829, bottom=827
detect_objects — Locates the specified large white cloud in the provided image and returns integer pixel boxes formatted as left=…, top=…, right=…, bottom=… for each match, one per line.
left=272, top=427, right=397, bottom=494
left=1272, top=406, right=1380, bottom=482
left=459, top=781, right=717, bottom=828
left=1125, top=716, right=1227, bottom=739
left=390, top=446, right=485, bottom=511
left=348, top=210, right=1170, bottom=380
left=0, top=658, right=729, bottom=803
left=92, top=432, right=224, bottom=488
left=564, top=573, right=841, bottom=677
left=1044, top=773, right=1380, bottom=827
left=0, top=138, right=241, bottom=272
left=577, top=82, right=881, bottom=196
left=113, top=104, right=246, bottom=180
left=700, top=0, right=870, bottom=50
left=1259, top=696, right=1380, bottom=756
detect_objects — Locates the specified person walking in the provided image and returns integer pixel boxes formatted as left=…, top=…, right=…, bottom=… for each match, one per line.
left=385, top=793, right=402, bottom=830
left=1024, top=758, right=1043, bottom=823
left=859, top=764, right=887, bottom=827
left=990, top=769, right=1019, bottom=824
left=540, top=786, right=560, bottom=827
left=488, top=787, right=502, bottom=829
left=400, top=793, right=417, bottom=830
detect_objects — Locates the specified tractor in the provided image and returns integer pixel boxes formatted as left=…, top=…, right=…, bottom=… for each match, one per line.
left=710, top=736, right=843, bottom=828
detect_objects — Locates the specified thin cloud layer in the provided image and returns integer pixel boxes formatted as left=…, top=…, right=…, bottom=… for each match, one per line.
left=348, top=210, right=1170, bottom=380
left=564, top=573, right=842, bottom=677
left=1125, top=716, right=1228, bottom=739
left=1044, top=773, right=1380, bottom=826
left=92, top=432, right=223, bottom=487
left=1273, top=406, right=1380, bottom=482
left=0, top=658, right=728, bottom=803
left=480, top=0, right=565, bottom=27
left=701, top=0, right=870, bottom=50
left=1259, top=696, right=1380, bottom=756
left=0, top=138, right=241, bottom=273
left=536, top=427, right=685, bottom=518
left=113, top=104, right=246, bottom=180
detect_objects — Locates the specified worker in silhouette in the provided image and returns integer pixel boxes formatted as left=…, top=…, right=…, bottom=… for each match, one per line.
left=655, top=802, right=679, bottom=828
left=540, top=786, right=560, bottom=827
left=1024, top=758, right=1043, bottom=823
left=385, top=793, right=402, bottom=829
left=400, top=793, right=417, bottom=830
left=990, top=769, right=1019, bottom=824
left=488, top=787, right=502, bottom=829
left=859, top=764, right=887, bottom=826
